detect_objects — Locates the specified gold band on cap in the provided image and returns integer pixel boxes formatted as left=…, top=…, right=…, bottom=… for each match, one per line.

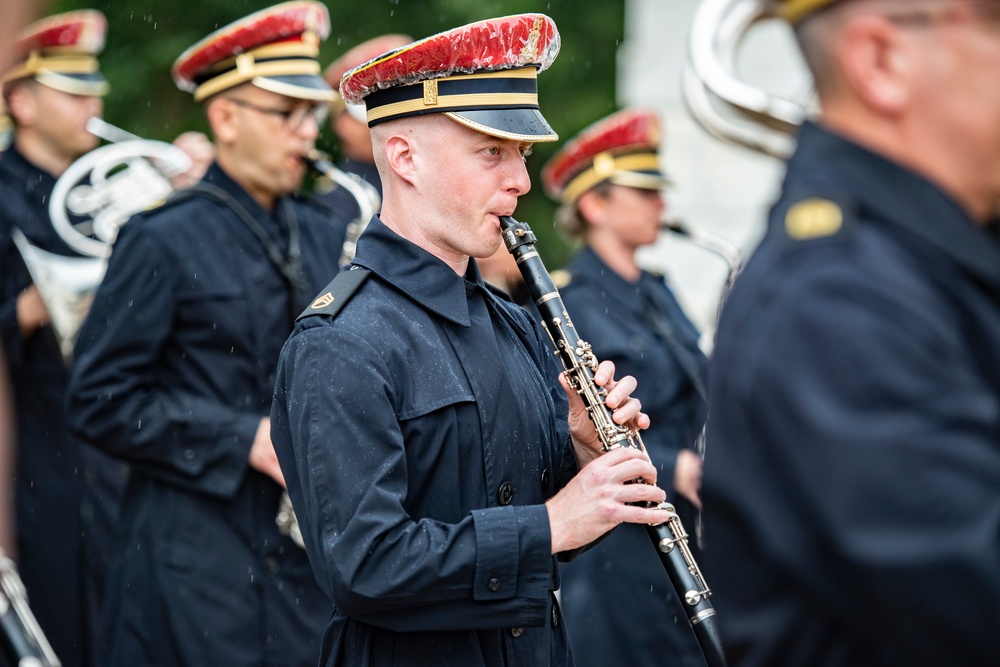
left=368, top=92, right=538, bottom=123
left=192, top=38, right=326, bottom=102
left=778, top=0, right=841, bottom=23
left=3, top=53, right=101, bottom=84
left=561, top=152, right=662, bottom=204
left=365, top=68, right=539, bottom=124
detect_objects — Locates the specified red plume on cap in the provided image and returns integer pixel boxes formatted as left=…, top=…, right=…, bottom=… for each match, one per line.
left=339, top=14, right=559, bottom=105
left=3, top=10, right=110, bottom=97
left=338, top=14, right=560, bottom=143
left=541, top=108, right=667, bottom=204
left=172, top=1, right=334, bottom=102
left=9, top=9, right=107, bottom=62
left=324, top=34, right=414, bottom=91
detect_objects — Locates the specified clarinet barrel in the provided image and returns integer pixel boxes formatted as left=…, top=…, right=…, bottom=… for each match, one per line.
left=499, top=215, right=727, bottom=667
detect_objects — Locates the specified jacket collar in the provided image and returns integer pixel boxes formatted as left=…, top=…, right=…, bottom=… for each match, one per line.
left=568, top=245, right=659, bottom=315
left=352, top=215, right=486, bottom=326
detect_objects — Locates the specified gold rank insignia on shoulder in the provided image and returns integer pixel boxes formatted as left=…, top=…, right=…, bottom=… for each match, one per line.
left=785, top=198, right=843, bottom=240
left=311, top=292, right=335, bottom=309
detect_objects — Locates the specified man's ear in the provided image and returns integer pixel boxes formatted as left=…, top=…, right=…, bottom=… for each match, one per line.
left=837, top=15, right=911, bottom=116
left=384, top=132, right=416, bottom=185
left=5, top=84, right=36, bottom=127
left=577, top=188, right=609, bottom=229
left=205, top=97, right=238, bottom=146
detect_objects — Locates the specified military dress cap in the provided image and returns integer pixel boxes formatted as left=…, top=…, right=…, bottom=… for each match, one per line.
left=777, top=0, right=842, bottom=23
left=324, top=34, right=413, bottom=118
left=541, top=107, right=668, bottom=205
left=2, top=9, right=110, bottom=97
left=172, top=0, right=335, bottom=103
left=339, top=14, right=561, bottom=143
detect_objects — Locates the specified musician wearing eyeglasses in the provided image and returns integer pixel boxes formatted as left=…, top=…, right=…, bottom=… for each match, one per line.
left=540, top=108, right=710, bottom=667
left=700, top=1, right=1000, bottom=666
left=0, top=11, right=119, bottom=666
left=65, top=4, right=350, bottom=666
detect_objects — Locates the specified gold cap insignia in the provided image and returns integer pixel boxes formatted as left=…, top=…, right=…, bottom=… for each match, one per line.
left=311, top=292, right=335, bottom=309
left=785, top=198, right=842, bottom=240
left=423, top=79, right=438, bottom=106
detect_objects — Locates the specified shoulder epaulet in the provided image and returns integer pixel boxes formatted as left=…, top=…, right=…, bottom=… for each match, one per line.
left=297, top=266, right=370, bottom=322
left=778, top=195, right=852, bottom=242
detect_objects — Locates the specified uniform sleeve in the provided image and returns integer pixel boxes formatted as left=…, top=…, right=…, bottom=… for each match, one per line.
left=711, top=262, right=1000, bottom=664
left=67, top=222, right=258, bottom=498
left=0, top=215, right=27, bottom=372
left=272, top=324, right=556, bottom=632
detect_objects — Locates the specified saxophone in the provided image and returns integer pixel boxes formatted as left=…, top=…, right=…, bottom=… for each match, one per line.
left=499, top=215, right=727, bottom=667
left=275, top=150, right=382, bottom=550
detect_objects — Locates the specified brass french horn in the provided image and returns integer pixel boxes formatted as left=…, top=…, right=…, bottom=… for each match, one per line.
left=14, top=117, right=192, bottom=362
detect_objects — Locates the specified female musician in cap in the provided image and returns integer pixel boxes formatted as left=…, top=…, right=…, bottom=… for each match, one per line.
left=66, top=3, right=350, bottom=666
left=541, top=107, right=709, bottom=667
left=271, top=14, right=665, bottom=667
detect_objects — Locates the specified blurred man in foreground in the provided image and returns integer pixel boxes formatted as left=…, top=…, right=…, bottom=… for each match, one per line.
left=703, top=0, right=1000, bottom=665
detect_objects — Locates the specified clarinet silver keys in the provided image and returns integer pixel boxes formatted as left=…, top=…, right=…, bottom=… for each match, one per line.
left=500, top=215, right=727, bottom=667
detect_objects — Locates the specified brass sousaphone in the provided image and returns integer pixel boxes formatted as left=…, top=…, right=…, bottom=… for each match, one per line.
left=684, top=0, right=811, bottom=160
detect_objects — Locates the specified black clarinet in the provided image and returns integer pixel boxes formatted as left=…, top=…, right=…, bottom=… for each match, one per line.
left=499, top=216, right=727, bottom=667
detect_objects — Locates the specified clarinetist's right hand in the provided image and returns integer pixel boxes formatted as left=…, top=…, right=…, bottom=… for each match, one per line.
left=545, top=447, right=666, bottom=554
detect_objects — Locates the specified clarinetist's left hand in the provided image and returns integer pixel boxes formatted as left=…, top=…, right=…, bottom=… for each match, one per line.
left=562, top=360, right=650, bottom=469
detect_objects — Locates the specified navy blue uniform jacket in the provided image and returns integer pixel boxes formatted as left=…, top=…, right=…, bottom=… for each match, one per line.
left=0, top=144, right=125, bottom=667
left=271, top=216, right=580, bottom=667
left=702, top=121, right=1000, bottom=667
left=67, top=164, right=346, bottom=667
left=556, top=247, right=708, bottom=667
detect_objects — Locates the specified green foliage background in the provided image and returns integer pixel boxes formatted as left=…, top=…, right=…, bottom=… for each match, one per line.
left=46, top=0, right=625, bottom=265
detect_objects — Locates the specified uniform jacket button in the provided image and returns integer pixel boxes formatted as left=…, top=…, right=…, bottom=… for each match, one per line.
left=510, top=627, right=523, bottom=638
left=551, top=604, right=559, bottom=627
left=497, top=482, right=514, bottom=505
left=540, top=468, right=550, bottom=490
left=488, top=577, right=501, bottom=592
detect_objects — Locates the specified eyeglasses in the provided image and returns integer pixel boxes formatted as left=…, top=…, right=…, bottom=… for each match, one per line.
left=884, top=1, right=1000, bottom=29
left=225, top=97, right=330, bottom=131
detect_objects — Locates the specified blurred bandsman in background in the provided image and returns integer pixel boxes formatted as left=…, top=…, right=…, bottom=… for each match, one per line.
left=702, top=0, right=1000, bottom=665
left=271, top=14, right=665, bottom=667
left=313, top=33, right=412, bottom=218
left=0, top=11, right=116, bottom=665
left=66, top=2, right=349, bottom=665
left=542, top=107, right=708, bottom=667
